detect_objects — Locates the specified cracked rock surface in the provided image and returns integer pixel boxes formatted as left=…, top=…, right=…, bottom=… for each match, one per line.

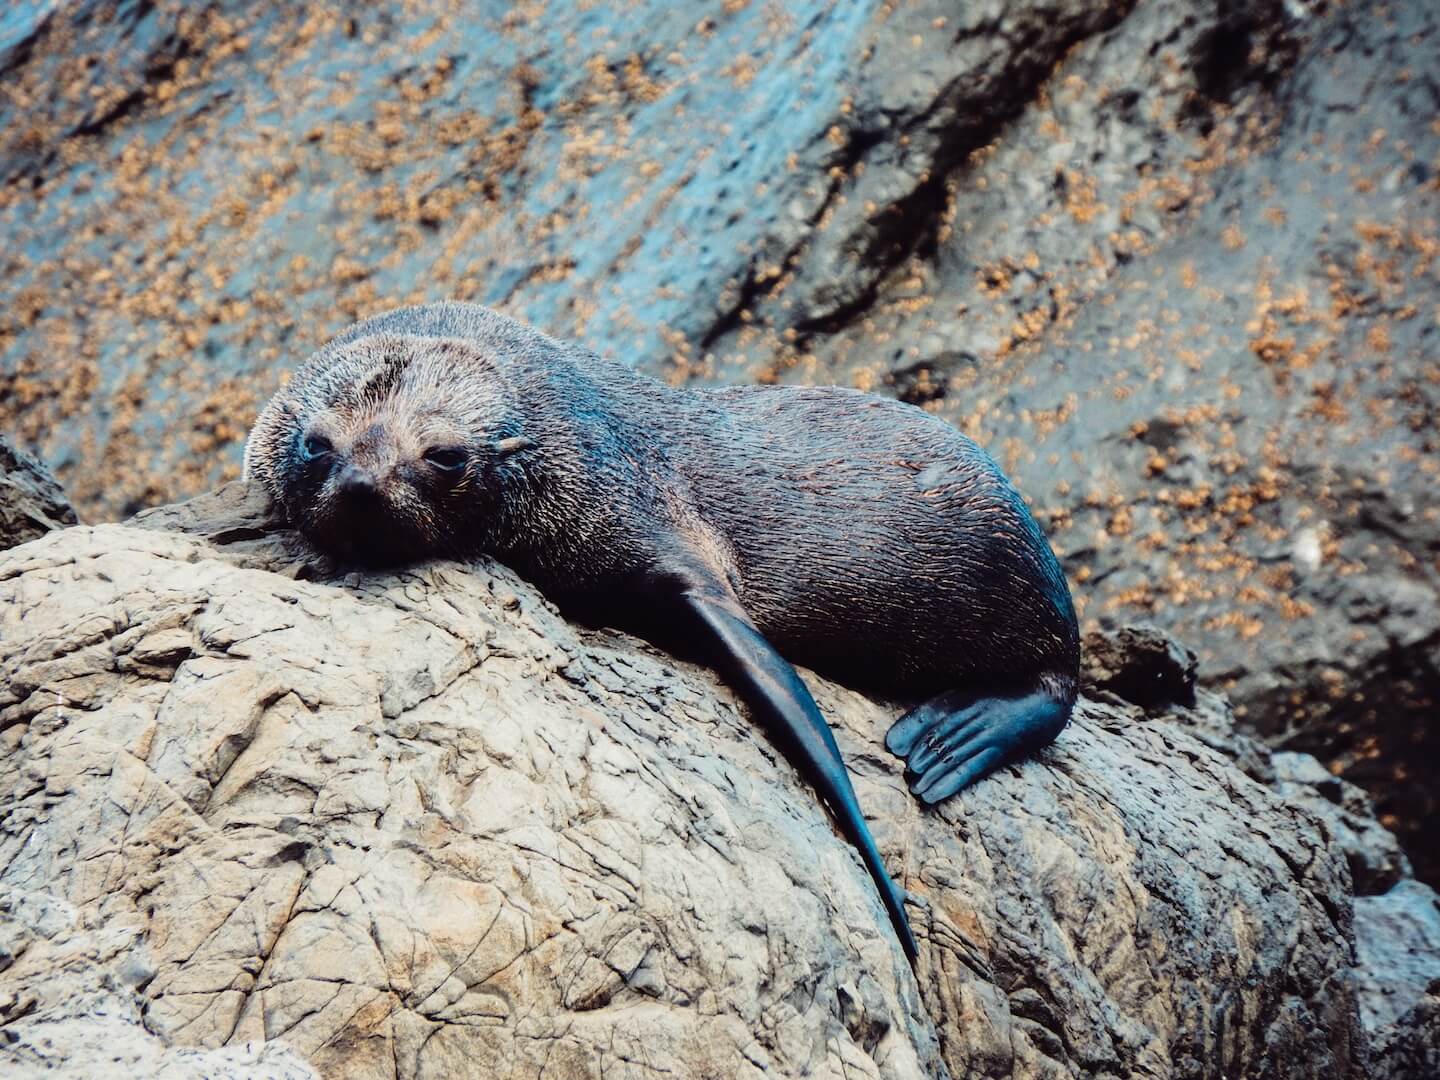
left=3, top=482, right=1436, bottom=1077
left=0, top=433, right=77, bottom=552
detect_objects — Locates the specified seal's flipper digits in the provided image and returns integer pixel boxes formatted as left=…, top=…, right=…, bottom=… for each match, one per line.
left=886, top=688, right=1069, bottom=806
left=676, top=584, right=919, bottom=963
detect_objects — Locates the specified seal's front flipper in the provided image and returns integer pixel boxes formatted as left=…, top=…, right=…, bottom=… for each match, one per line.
left=885, top=687, right=1069, bottom=805
left=673, top=581, right=919, bottom=964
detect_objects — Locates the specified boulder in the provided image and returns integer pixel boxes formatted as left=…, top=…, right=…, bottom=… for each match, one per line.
left=3, top=483, right=1434, bottom=1077
left=1354, top=880, right=1440, bottom=1080
left=0, top=434, right=76, bottom=551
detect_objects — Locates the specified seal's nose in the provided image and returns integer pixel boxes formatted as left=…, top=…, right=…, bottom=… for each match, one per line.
left=336, top=465, right=378, bottom=500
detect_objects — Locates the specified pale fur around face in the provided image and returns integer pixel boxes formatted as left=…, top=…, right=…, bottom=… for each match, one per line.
left=245, top=333, right=520, bottom=561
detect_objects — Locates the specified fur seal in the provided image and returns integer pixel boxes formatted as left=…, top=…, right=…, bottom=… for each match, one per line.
left=245, top=302, right=1081, bottom=963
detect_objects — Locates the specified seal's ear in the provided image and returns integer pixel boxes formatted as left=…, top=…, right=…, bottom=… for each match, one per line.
left=493, top=436, right=534, bottom=457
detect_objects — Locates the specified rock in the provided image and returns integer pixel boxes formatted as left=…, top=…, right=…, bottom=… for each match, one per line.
left=6, top=483, right=1436, bottom=1077
left=1081, top=624, right=1198, bottom=710
left=1081, top=623, right=1277, bottom=783
left=1369, top=988, right=1440, bottom=1080
left=1272, top=751, right=1412, bottom=897
left=0, top=434, right=76, bottom=551
left=0, top=887, right=315, bottom=1079
left=1354, top=880, right=1440, bottom=1080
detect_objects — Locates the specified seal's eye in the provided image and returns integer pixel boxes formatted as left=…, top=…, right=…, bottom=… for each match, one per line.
left=423, top=446, right=468, bottom=473
left=301, top=433, right=333, bottom=461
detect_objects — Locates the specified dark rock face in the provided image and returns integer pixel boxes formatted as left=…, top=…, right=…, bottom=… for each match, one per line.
left=1082, top=624, right=1198, bottom=710
left=0, top=434, right=77, bottom=550
left=0, top=0, right=1435, bottom=884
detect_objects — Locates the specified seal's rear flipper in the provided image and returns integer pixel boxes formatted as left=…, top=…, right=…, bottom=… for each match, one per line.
left=885, top=686, right=1071, bottom=805
left=667, top=575, right=920, bottom=964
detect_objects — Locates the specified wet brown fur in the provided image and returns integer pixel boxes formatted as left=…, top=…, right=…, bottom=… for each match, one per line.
left=246, top=302, right=1079, bottom=702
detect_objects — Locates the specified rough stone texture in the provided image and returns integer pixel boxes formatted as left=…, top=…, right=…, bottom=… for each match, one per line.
left=0, top=433, right=77, bottom=551
left=3, top=483, right=1436, bottom=1077
left=1, top=0, right=1435, bottom=882
left=1353, top=880, right=1440, bottom=1080
left=0, top=888, right=315, bottom=1080
left=1081, top=624, right=1199, bottom=711
left=1271, top=750, right=1412, bottom=897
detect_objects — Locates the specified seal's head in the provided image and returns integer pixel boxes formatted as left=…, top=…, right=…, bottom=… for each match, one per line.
left=244, top=334, right=533, bottom=565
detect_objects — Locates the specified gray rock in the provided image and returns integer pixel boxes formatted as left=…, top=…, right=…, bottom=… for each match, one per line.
left=0, top=434, right=77, bottom=551
left=1273, top=751, right=1412, bottom=897
left=1354, top=880, right=1440, bottom=1080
